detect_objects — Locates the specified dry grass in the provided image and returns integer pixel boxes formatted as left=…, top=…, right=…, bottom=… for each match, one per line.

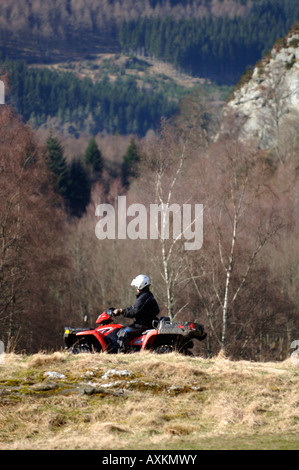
left=0, top=351, right=299, bottom=450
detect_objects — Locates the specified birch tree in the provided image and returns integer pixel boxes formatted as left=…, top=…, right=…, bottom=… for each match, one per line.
left=138, top=120, right=204, bottom=320
left=190, top=137, right=283, bottom=355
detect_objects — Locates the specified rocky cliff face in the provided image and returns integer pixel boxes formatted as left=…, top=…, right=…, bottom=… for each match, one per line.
left=222, top=26, right=299, bottom=149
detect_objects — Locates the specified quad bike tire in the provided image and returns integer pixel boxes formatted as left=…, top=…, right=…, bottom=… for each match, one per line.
left=154, top=344, right=174, bottom=354
left=153, top=339, right=194, bottom=355
left=71, top=338, right=101, bottom=354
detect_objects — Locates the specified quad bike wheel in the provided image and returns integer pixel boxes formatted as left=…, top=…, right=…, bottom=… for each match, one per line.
left=71, top=338, right=101, bottom=354
left=154, top=344, right=174, bottom=354
left=153, top=339, right=194, bottom=355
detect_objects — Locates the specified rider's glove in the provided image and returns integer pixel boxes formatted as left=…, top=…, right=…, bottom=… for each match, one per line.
left=113, top=309, right=122, bottom=316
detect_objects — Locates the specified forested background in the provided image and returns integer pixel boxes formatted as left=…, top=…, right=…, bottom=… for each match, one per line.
left=5, top=61, right=178, bottom=136
left=119, top=0, right=299, bottom=82
left=1, top=0, right=299, bottom=359
left=0, top=0, right=298, bottom=83
left=1, top=0, right=298, bottom=136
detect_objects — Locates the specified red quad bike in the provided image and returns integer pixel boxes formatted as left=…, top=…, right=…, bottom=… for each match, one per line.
left=64, top=308, right=207, bottom=355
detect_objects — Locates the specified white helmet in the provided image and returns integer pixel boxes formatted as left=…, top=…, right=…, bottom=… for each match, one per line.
left=131, top=274, right=150, bottom=290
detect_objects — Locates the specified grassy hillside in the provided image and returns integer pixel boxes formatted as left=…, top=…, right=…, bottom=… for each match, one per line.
left=1, top=352, right=299, bottom=450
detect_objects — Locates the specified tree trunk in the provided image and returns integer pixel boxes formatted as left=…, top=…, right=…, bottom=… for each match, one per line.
left=221, top=211, right=237, bottom=354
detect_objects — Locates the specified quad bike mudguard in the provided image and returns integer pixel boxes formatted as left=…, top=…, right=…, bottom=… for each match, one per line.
left=141, top=329, right=159, bottom=349
left=76, top=329, right=108, bottom=351
left=64, top=327, right=108, bottom=352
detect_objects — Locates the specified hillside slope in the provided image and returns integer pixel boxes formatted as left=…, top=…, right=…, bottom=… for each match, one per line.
left=1, top=352, right=299, bottom=450
left=1, top=0, right=298, bottom=85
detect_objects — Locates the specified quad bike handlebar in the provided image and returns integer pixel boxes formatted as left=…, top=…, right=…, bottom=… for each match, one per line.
left=106, top=307, right=116, bottom=317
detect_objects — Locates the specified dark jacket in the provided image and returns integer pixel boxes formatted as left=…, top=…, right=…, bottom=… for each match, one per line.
left=122, top=288, right=160, bottom=329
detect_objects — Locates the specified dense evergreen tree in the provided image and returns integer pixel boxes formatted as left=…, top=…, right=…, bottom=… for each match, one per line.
left=84, top=137, right=103, bottom=174
left=46, top=131, right=90, bottom=217
left=67, top=159, right=91, bottom=218
left=46, top=131, right=69, bottom=199
left=121, top=137, right=141, bottom=187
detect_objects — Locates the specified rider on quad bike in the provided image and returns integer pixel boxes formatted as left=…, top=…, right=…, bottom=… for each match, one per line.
left=113, top=274, right=160, bottom=353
